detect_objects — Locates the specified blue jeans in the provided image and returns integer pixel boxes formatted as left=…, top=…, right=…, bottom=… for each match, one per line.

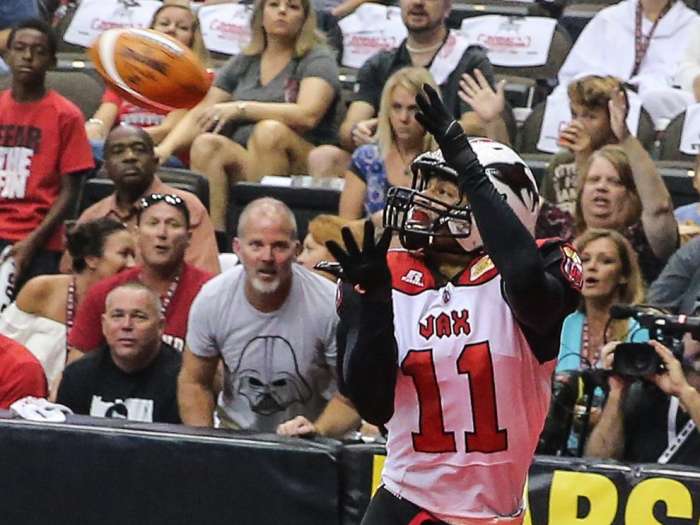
left=0, top=0, right=40, bottom=29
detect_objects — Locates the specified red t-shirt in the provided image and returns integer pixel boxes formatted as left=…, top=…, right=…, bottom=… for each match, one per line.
left=102, top=88, right=168, bottom=128
left=0, top=333, right=47, bottom=409
left=0, top=90, right=95, bottom=250
left=67, top=263, right=213, bottom=353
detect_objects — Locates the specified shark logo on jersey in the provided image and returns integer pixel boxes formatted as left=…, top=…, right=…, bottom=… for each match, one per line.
left=233, top=335, right=312, bottom=416
left=401, top=269, right=425, bottom=287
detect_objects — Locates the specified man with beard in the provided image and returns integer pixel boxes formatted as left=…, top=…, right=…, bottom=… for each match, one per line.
left=68, top=192, right=213, bottom=355
left=308, top=0, right=508, bottom=178
left=179, top=198, right=350, bottom=435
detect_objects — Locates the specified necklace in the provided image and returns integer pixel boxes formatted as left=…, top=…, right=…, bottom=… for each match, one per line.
left=65, top=276, right=77, bottom=352
left=394, top=145, right=416, bottom=179
left=405, top=40, right=443, bottom=54
left=139, top=270, right=181, bottom=318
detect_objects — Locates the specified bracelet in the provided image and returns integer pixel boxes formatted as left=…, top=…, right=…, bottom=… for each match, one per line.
left=87, top=118, right=104, bottom=127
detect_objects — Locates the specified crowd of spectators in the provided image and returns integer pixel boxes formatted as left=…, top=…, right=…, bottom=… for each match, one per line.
left=2, top=0, right=700, bottom=477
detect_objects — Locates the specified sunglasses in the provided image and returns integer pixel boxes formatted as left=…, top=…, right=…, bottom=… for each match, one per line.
left=139, top=193, right=184, bottom=208
left=137, top=193, right=190, bottom=226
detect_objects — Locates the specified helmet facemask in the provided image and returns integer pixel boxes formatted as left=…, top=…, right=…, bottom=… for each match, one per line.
left=384, top=156, right=473, bottom=253
left=383, top=140, right=540, bottom=255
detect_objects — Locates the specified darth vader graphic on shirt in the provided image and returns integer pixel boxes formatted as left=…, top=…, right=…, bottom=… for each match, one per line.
left=232, top=335, right=312, bottom=415
left=90, top=395, right=154, bottom=422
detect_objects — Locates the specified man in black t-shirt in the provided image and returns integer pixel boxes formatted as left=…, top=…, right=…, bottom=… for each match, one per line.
left=57, top=282, right=181, bottom=424
left=307, top=0, right=509, bottom=179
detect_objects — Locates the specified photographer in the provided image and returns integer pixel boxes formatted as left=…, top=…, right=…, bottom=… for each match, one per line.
left=585, top=339, right=700, bottom=465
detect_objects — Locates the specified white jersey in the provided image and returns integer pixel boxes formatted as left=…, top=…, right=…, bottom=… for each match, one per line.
left=382, top=249, right=555, bottom=521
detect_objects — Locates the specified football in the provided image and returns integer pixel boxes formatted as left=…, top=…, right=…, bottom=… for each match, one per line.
left=89, top=28, right=210, bottom=112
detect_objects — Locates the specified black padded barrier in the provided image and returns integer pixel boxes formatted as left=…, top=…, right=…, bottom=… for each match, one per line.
left=5, top=412, right=700, bottom=525
left=0, top=412, right=340, bottom=525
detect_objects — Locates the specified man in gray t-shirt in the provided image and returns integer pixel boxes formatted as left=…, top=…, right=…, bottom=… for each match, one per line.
left=179, top=198, right=341, bottom=433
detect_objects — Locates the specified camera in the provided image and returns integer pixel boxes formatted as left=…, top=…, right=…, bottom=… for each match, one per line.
left=609, top=304, right=700, bottom=378
left=612, top=343, right=664, bottom=377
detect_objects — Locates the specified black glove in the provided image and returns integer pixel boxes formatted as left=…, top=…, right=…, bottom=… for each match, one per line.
left=414, top=84, right=484, bottom=193
left=325, top=220, right=392, bottom=297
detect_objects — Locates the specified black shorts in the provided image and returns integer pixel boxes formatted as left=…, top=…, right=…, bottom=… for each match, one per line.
left=361, top=487, right=447, bottom=525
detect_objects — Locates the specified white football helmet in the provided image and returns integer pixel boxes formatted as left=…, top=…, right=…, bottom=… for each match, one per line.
left=383, top=138, right=540, bottom=253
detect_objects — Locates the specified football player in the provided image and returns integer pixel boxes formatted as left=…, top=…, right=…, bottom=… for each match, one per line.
left=326, top=85, right=582, bottom=525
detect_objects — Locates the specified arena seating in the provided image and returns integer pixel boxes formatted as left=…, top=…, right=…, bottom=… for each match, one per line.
left=492, top=21, right=573, bottom=110
left=74, top=167, right=211, bottom=218
left=227, top=182, right=341, bottom=242
left=659, top=111, right=697, bottom=163
left=558, top=3, right=605, bottom=41
left=446, top=0, right=548, bottom=29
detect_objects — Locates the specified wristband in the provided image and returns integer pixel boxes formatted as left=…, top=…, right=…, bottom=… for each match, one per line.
left=87, top=118, right=104, bottom=127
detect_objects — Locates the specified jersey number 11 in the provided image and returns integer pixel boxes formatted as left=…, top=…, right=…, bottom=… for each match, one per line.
left=402, top=341, right=508, bottom=454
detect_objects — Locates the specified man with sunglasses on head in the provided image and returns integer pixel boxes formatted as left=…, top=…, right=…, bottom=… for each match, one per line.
left=67, top=192, right=213, bottom=359
left=63, top=125, right=220, bottom=274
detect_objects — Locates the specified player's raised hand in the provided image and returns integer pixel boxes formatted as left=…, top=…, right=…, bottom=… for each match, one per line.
left=415, top=84, right=481, bottom=185
left=325, top=220, right=392, bottom=295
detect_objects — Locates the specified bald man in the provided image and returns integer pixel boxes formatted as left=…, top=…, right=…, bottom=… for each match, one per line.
left=179, top=198, right=357, bottom=436
left=57, top=282, right=181, bottom=423
left=65, top=125, right=220, bottom=274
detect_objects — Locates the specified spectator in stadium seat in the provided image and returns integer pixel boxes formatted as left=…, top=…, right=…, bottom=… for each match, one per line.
left=0, top=218, right=135, bottom=391
left=68, top=192, right=213, bottom=357
left=338, top=67, right=437, bottom=223
left=538, top=75, right=623, bottom=240
left=306, top=0, right=509, bottom=180
left=556, top=0, right=699, bottom=127
left=575, top=137, right=677, bottom=283
left=154, top=0, right=341, bottom=232
left=0, top=333, right=47, bottom=409
left=557, top=229, right=647, bottom=373
left=85, top=3, right=211, bottom=168
left=57, top=282, right=182, bottom=424
left=297, top=214, right=364, bottom=280
left=0, top=19, right=94, bottom=291
left=585, top=339, right=700, bottom=466
left=180, top=198, right=356, bottom=437
left=64, top=125, right=220, bottom=274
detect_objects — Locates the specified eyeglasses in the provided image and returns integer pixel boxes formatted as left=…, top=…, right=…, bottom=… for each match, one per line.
left=138, top=193, right=185, bottom=209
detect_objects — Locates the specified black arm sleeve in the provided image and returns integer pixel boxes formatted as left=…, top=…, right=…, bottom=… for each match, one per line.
left=336, top=283, right=397, bottom=425
left=458, top=164, right=580, bottom=362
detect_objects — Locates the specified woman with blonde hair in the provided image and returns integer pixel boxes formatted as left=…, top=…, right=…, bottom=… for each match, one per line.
left=85, top=2, right=211, bottom=166
left=557, top=228, right=647, bottom=372
left=155, top=0, right=341, bottom=232
left=339, top=67, right=437, bottom=222
left=575, top=142, right=678, bottom=283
